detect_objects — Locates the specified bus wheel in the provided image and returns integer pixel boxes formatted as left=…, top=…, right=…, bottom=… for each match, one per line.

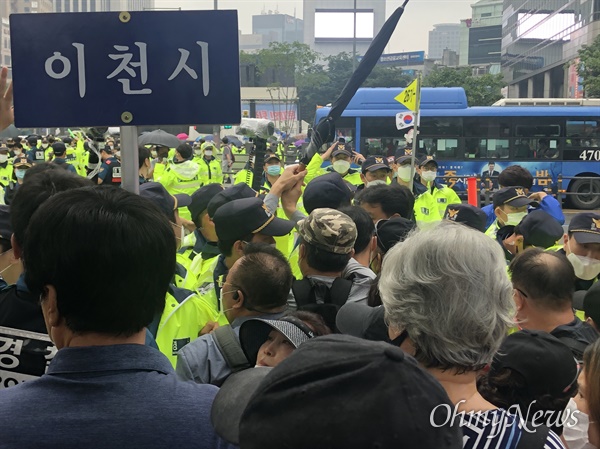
left=570, top=179, right=600, bottom=210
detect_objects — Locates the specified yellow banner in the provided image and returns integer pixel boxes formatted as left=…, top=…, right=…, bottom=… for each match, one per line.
left=394, top=78, right=419, bottom=112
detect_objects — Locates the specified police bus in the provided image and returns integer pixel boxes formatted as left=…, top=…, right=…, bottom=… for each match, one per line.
left=314, top=87, right=600, bottom=209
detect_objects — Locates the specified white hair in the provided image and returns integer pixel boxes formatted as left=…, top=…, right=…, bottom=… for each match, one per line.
left=379, top=221, right=514, bottom=371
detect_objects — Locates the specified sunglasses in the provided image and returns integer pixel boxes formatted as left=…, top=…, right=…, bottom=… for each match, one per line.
left=562, top=359, right=583, bottom=394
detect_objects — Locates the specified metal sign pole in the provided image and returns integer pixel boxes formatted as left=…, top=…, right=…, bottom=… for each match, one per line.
left=408, top=73, right=422, bottom=194
left=120, top=126, right=140, bottom=194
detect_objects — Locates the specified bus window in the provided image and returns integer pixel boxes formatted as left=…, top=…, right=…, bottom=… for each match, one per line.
left=466, top=139, right=510, bottom=159
left=420, top=117, right=462, bottom=137
left=533, top=138, right=560, bottom=159
left=464, top=117, right=510, bottom=159
left=566, top=120, right=600, bottom=148
left=419, top=138, right=458, bottom=159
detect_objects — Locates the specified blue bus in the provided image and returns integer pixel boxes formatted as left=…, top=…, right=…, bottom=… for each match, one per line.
left=314, top=87, right=600, bottom=209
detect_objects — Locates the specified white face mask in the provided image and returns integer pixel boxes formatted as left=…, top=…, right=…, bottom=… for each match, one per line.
left=41, top=143, right=49, bottom=149
left=151, top=150, right=158, bottom=158
left=500, top=210, right=528, bottom=227
left=367, top=179, right=387, bottom=188
left=0, top=155, right=8, bottom=163
left=421, top=171, right=437, bottom=183
left=332, top=160, right=351, bottom=174
left=397, top=165, right=413, bottom=182
left=115, top=151, right=121, bottom=159
left=194, top=149, right=202, bottom=156
left=567, top=241, right=600, bottom=280
left=205, top=150, right=213, bottom=157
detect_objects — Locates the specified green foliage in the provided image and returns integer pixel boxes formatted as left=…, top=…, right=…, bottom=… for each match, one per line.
left=576, top=34, right=600, bottom=98
left=423, top=67, right=505, bottom=106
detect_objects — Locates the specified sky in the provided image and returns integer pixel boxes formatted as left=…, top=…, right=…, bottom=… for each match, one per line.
left=155, top=0, right=474, bottom=53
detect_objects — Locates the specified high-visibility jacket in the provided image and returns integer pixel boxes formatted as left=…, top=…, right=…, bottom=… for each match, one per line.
left=426, top=181, right=462, bottom=218
left=305, top=152, right=363, bottom=186
left=157, top=159, right=202, bottom=221
left=154, top=285, right=228, bottom=368
left=0, top=163, right=13, bottom=188
left=197, top=156, right=223, bottom=186
left=485, top=220, right=501, bottom=239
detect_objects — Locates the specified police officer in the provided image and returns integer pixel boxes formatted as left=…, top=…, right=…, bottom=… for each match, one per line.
left=4, top=157, right=32, bottom=205
left=51, top=142, right=78, bottom=174
left=97, top=145, right=122, bottom=186
left=197, top=142, right=223, bottom=186
left=417, top=156, right=461, bottom=218
left=156, top=144, right=202, bottom=221
left=235, top=153, right=283, bottom=195
left=26, top=136, right=45, bottom=165
left=0, top=146, right=13, bottom=190
left=392, top=155, right=440, bottom=229
left=358, top=156, right=392, bottom=189
left=305, top=140, right=362, bottom=187
left=139, top=182, right=226, bottom=367
left=485, top=187, right=538, bottom=239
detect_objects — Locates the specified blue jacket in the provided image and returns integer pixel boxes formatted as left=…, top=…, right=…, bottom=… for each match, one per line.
left=0, top=344, right=234, bottom=449
left=483, top=195, right=565, bottom=228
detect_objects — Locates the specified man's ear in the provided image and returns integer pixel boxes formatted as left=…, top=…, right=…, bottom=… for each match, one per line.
left=369, top=235, right=377, bottom=253
left=360, top=174, right=367, bottom=185
left=233, top=240, right=245, bottom=255
left=41, top=285, right=60, bottom=327
left=299, top=243, right=306, bottom=259
left=10, top=234, right=21, bottom=260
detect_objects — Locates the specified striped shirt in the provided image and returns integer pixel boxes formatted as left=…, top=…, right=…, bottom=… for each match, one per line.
left=461, top=409, right=565, bottom=449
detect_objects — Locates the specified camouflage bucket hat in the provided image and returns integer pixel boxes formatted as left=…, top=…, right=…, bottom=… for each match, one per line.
left=297, top=208, right=358, bottom=255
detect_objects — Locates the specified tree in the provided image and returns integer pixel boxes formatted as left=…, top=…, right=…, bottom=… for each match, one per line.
left=576, top=34, right=600, bottom=98
left=364, top=66, right=412, bottom=88
left=423, top=67, right=505, bottom=106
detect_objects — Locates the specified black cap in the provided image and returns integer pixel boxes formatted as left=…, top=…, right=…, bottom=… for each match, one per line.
left=52, top=142, right=67, bottom=156
left=375, top=217, right=415, bottom=253
left=237, top=335, right=463, bottom=449
left=443, top=204, right=488, bottom=233
left=568, top=212, right=600, bottom=244
left=303, top=173, right=353, bottom=214
left=139, top=182, right=192, bottom=220
left=264, top=153, right=281, bottom=164
left=213, top=197, right=295, bottom=241
left=331, top=142, right=352, bottom=158
left=336, top=302, right=389, bottom=342
left=361, top=156, right=390, bottom=174
left=418, top=155, right=438, bottom=168
left=13, top=157, right=33, bottom=168
left=583, top=282, right=600, bottom=324
left=395, top=155, right=414, bottom=165
left=491, top=330, right=579, bottom=397
left=514, top=210, right=564, bottom=248
left=188, top=184, right=224, bottom=222
left=206, top=183, right=257, bottom=218
left=0, top=205, right=12, bottom=240
left=493, top=186, right=538, bottom=208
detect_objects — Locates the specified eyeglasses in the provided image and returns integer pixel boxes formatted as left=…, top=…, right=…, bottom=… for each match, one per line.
left=562, top=359, right=583, bottom=394
left=514, top=288, right=528, bottom=298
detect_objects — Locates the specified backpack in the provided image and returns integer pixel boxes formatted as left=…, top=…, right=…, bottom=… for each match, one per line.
left=292, top=277, right=353, bottom=332
left=212, top=325, right=251, bottom=373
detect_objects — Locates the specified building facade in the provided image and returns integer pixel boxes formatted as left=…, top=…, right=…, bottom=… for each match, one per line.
left=502, top=0, right=600, bottom=98
left=428, top=23, right=461, bottom=60
left=253, top=13, right=303, bottom=46
left=303, top=0, right=386, bottom=58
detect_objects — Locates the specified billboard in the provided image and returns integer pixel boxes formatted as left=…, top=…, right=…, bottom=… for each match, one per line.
left=516, top=13, right=581, bottom=41
left=357, top=51, right=425, bottom=66
left=241, top=102, right=298, bottom=121
left=314, top=10, right=374, bottom=40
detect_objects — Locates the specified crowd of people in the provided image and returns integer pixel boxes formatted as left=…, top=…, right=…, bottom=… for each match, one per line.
left=0, top=72, right=599, bottom=448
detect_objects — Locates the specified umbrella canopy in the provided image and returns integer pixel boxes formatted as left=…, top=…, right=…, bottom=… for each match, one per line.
left=225, top=135, right=243, bottom=147
left=294, top=139, right=305, bottom=147
left=203, top=135, right=215, bottom=142
left=138, top=129, right=182, bottom=148
left=177, top=133, right=189, bottom=141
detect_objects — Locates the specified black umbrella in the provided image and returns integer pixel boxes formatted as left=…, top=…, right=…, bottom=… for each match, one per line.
left=300, top=1, right=410, bottom=167
left=138, top=129, right=182, bottom=148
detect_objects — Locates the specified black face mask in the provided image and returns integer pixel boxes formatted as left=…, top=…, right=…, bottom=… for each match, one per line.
left=390, top=329, right=409, bottom=347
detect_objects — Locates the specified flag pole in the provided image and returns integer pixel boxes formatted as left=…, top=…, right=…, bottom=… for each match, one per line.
left=408, top=73, right=422, bottom=194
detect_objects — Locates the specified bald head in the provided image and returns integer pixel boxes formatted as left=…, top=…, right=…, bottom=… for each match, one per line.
left=509, top=248, right=575, bottom=311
